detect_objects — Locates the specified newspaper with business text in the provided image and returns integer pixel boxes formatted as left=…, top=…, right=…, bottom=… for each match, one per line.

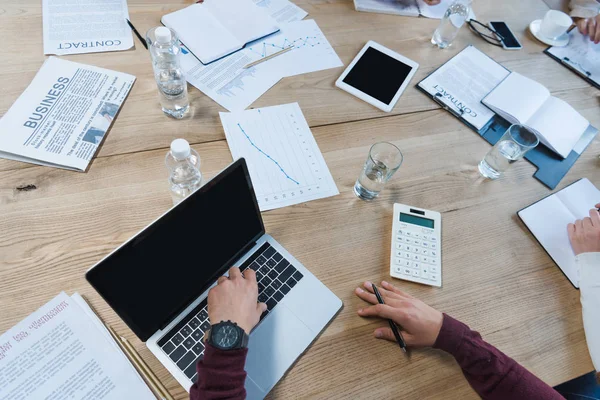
left=0, top=57, right=135, bottom=171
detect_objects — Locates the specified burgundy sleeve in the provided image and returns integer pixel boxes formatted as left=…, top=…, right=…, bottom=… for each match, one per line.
left=189, top=344, right=248, bottom=400
left=433, top=314, right=564, bottom=400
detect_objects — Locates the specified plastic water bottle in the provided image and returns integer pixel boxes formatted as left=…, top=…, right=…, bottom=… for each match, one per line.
left=431, top=0, right=472, bottom=49
left=165, top=139, right=202, bottom=205
left=146, top=26, right=189, bottom=119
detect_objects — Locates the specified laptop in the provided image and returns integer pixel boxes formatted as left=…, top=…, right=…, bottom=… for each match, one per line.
left=85, top=158, right=342, bottom=399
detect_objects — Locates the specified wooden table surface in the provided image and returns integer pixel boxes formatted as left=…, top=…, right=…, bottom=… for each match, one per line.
left=1, top=0, right=599, bottom=398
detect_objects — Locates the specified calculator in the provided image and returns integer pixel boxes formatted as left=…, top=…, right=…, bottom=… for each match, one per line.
left=390, top=204, right=442, bottom=287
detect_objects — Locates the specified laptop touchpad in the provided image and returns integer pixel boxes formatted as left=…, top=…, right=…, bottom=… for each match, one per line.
left=245, top=305, right=313, bottom=393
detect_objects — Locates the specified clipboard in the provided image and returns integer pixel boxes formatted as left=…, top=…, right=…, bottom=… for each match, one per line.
left=416, top=46, right=598, bottom=190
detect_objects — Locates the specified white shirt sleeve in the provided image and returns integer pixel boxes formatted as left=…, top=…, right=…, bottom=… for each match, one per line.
left=576, top=252, right=600, bottom=372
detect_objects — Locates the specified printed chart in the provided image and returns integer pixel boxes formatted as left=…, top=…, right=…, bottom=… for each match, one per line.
left=220, top=103, right=339, bottom=211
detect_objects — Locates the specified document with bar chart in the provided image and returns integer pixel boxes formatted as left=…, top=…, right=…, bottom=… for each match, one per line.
left=220, top=103, right=339, bottom=211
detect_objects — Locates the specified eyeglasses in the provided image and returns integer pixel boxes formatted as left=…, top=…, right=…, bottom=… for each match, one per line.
left=467, top=19, right=505, bottom=47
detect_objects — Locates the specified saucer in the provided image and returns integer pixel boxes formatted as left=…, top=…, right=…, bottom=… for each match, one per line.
left=529, top=19, right=570, bottom=47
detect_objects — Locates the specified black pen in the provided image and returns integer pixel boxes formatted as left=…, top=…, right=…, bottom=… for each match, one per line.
left=372, top=283, right=407, bottom=353
left=126, top=19, right=148, bottom=50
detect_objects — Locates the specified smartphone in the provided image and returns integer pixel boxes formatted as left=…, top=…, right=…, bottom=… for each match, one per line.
left=489, top=21, right=522, bottom=50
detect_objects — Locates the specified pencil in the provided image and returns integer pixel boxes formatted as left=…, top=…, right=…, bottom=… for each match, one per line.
left=127, top=19, right=148, bottom=50
left=371, top=283, right=408, bottom=354
left=108, top=326, right=173, bottom=400
left=243, top=46, right=293, bottom=69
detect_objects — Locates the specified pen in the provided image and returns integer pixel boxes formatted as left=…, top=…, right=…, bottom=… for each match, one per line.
left=371, top=283, right=407, bottom=353
left=127, top=19, right=148, bottom=50
left=243, top=46, right=293, bottom=69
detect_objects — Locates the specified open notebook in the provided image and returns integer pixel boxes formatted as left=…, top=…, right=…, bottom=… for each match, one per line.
left=482, top=72, right=589, bottom=159
left=162, top=0, right=279, bottom=64
left=518, top=178, right=600, bottom=288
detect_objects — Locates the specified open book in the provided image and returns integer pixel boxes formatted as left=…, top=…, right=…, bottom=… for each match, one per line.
left=482, top=72, right=589, bottom=159
left=518, top=178, right=600, bottom=288
left=353, top=0, right=475, bottom=19
left=162, top=0, right=279, bottom=64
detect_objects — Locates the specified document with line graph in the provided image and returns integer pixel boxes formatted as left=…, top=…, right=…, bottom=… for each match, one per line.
left=220, top=103, right=339, bottom=211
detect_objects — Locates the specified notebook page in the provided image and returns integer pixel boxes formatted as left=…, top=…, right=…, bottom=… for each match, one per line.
left=162, top=4, right=241, bottom=64
left=556, top=178, right=600, bottom=220
left=527, top=96, right=589, bottom=159
left=519, top=194, right=579, bottom=287
left=206, top=0, right=279, bottom=45
left=482, top=72, right=550, bottom=125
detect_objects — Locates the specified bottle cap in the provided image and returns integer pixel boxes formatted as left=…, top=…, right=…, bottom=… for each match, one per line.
left=155, top=27, right=172, bottom=44
left=170, top=139, right=191, bottom=160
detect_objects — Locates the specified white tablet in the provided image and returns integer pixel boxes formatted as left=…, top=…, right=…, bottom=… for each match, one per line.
left=335, top=41, right=419, bottom=112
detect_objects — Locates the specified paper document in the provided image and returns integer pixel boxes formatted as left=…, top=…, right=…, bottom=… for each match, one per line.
left=418, top=46, right=510, bottom=131
left=547, top=29, right=600, bottom=88
left=253, top=0, right=308, bottom=23
left=354, top=0, right=475, bottom=19
left=220, top=103, right=339, bottom=210
left=42, top=0, right=133, bottom=55
left=0, top=292, right=155, bottom=400
left=0, top=57, right=135, bottom=171
left=182, top=20, right=342, bottom=111
left=518, top=178, right=600, bottom=288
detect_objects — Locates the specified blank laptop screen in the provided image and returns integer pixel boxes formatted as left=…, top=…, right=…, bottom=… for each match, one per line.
left=86, top=159, right=264, bottom=341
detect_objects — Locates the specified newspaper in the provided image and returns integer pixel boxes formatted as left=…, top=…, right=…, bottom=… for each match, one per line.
left=43, top=0, right=134, bottom=55
left=0, top=57, right=135, bottom=171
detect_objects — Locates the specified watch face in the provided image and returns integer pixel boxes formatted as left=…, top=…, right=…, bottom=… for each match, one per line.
left=214, top=324, right=240, bottom=349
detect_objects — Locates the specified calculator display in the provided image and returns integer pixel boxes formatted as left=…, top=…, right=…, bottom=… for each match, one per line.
left=400, top=213, right=434, bottom=229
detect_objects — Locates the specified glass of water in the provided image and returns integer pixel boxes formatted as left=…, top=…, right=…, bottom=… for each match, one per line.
left=354, top=142, right=403, bottom=200
left=478, top=124, right=539, bottom=180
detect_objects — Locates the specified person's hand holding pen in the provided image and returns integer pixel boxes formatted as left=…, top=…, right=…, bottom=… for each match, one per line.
left=576, top=15, right=600, bottom=44
left=355, top=281, right=443, bottom=347
left=567, top=205, right=600, bottom=255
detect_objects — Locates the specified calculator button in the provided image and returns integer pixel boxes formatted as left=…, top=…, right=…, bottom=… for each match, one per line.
left=396, top=243, right=404, bottom=250
left=422, top=235, right=430, bottom=241
left=430, top=243, right=437, bottom=250
left=429, top=274, right=438, bottom=281
left=396, top=236, right=404, bottom=242
left=413, top=233, right=420, bottom=239
left=403, top=268, right=412, bottom=275
left=422, top=256, right=430, bottom=264
left=412, top=262, right=420, bottom=269
left=431, top=251, right=437, bottom=257
left=405, top=245, right=412, bottom=252
left=421, top=241, right=429, bottom=248
left=398, top=230, right=404, bottom=235
left=413, top=239, right=421, bottom=247
left=405, top=238, right=413, bottom=245
left=395, top=258, right=403, bottom=266
left=430, top=237, right=437, bottom=242
left=421, top=249, right=429, bottom=256
left=422, top=267, right=428, bottom=275
left=403, top=259, right=412, bottom=267
left=412, top=254, right=420, bottom=261
left=430, top=266, right=438, bottom=273
left=411, top=269, right=421, bottom=277
left=405, top=231, right=411, bottom=237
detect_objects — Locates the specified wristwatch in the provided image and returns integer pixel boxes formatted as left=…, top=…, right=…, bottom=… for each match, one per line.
left=204, top=321, right=249, bottom=351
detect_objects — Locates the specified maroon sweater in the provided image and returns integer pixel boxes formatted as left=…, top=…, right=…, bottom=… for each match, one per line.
left=189, top=314, right=563, bottom=399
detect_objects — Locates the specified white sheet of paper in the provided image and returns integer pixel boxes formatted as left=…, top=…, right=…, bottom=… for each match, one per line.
left=220, top=103, right=339, bottom=211
left=0, top=292, right=155, bottom=400
left=353, top=0, right=420, bottom=16
left=419, top=46, right=510, bottom=131
left=247, top=19, right=343, bottom=78
left=253, top=0, right=308, bottom=23
left=518, top=178, right=600, bottom=288
left=0, top=57, right=135, bottom=171
left=547, top=29, right=600, bottom=88
left=182, top=20, right=342, bottom=111
left=42, top=0, right=133, bottom=55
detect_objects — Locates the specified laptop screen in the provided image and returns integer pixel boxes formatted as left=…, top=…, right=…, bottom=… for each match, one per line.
left=86, top=159, right=264, bottom=341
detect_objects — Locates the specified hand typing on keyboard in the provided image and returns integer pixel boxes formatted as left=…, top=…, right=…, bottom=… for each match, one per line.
left=355, top=280, right=443, bottom=347
left=207, top=267, right=268, bottom=334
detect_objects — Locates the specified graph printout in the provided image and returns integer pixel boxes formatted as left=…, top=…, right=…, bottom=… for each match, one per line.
left=220, top=103, right=339, bottom=211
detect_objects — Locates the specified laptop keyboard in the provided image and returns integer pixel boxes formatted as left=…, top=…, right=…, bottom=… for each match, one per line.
left=156, top=242, right=304, bottom=383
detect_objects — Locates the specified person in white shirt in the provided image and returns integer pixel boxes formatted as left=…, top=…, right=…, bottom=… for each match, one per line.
left=567, top=205, right=600, bottom=381
left=570, top=0, right=600, bottom=43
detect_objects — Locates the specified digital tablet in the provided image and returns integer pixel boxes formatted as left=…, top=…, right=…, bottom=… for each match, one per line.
left=335, top=41, right=419, bottom=112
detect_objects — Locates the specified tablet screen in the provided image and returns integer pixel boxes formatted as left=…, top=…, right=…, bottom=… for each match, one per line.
left=342, top=47, right=414, bottom=105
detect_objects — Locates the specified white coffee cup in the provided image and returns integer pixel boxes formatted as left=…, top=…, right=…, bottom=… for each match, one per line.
left=539, top=10, right=573, bottom=39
